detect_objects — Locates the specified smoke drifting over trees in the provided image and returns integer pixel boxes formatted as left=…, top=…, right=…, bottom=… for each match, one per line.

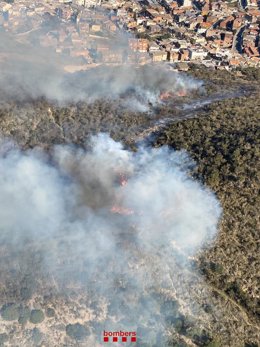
left=0, top=134, right=221, bottom=345
left=0, top=30, right=201, bottom=110
left=0, top=12, right=224, bottom=346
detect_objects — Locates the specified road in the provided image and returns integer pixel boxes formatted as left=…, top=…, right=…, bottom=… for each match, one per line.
left=232, top=25, right=246, bottom=53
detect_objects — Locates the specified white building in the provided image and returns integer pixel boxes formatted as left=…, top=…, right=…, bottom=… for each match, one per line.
left=182, top=0, right=192, bottom=7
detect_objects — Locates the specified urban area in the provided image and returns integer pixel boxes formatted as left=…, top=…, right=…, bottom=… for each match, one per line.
left=0, top=0, right=260, bottom=71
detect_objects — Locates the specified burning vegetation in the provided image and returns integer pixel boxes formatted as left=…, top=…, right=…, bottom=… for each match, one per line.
left=159, top=89, right=188, bottom=101
left=0, top=133, right=222, bottom=346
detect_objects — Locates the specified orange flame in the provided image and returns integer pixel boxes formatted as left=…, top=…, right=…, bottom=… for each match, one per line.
left=160, top=89, right=187, bottom=100
left=111, top=205, right=134, bottom=215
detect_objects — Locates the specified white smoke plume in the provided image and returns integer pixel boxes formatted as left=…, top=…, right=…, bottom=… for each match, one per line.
left=0, top=29, right=202, bottom=110
left=0, top=134, right=221, bottom=345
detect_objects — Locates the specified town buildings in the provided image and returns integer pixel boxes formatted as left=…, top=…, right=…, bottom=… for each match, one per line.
left=0, top=0, right=259, bottom=70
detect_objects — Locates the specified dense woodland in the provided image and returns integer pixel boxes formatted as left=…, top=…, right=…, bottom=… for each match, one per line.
left=154, top=80, right=260, bottom=346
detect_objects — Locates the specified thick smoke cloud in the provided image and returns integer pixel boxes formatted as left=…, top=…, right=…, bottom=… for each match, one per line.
left=0, top=30, right=201, bottom=110
left=0, top=5, right=220, bottom=345
left=0, top=134, right=221, bottom=345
